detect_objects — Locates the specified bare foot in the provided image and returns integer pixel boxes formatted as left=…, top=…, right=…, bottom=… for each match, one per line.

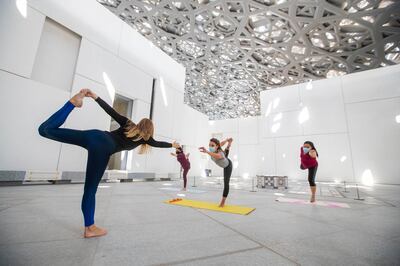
left=219, top=197, right=226, bottom=208
left=310, top=196, right=316, bottom=203
left=84, top=225, right=107, bottom=238
left=69, top=90, right=86, bottom=107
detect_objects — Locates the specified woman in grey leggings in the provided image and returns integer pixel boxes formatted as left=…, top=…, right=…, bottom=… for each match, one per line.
left=199, top=138, right=233, bottom=207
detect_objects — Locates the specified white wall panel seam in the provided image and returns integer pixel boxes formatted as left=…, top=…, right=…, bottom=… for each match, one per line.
left=0, top=69, right=31, bottom=81
left=345, top=95, right=400, bottom=105
left=340, top=77, right=356, bottom=182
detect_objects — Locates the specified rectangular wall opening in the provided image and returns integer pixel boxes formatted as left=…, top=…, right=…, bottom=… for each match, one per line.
left=31, top=17, right=81, bottom=91
left=108, top=94, right=133, bottom=170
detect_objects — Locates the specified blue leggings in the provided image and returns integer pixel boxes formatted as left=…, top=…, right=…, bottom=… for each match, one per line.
left=38, top=101, right=116, bottom=226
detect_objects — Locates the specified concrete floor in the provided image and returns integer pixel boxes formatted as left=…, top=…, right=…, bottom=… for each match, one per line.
left=0, top=179, right=399, bottom=266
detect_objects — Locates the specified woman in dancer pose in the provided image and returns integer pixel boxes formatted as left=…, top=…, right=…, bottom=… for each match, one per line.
left=39, top=89, right=179, bottom=238
left=170, top=147, right=190, bottom=191
left=300, top=141, right=319, bottom=202
left=199, top=138, right=233, bottom=207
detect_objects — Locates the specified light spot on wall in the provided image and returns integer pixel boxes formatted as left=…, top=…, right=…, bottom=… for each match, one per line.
left=271, top=123, right=280, bottom=133
left=273, top=97, right=280, bottom=109
left=264, top=102, right=272, bottom=117
left=340, top=155, right=347, bottom=162
left=298, top=106, right=309, bottom=124
left=273, top=112, right=282, bottom=122
left=160, top=77, right=168, bottom=107
left=242, top=173, right=249, bottom=179
left=233, top=160, right=239, bottom=169
left=261, top=156, right=265, bottom=161
left=362, top=169, right=374, bottom=186
left=16, top=0, right=27, bottom=18
left=208, top=120, right=215, bottom=125
left=102, top=72, right=115, bottom=101
left=306, top=81, right=313, bottom=90
left=282, top=153, right=286, bottom=158
left=396, top=114, right=400, bottom=123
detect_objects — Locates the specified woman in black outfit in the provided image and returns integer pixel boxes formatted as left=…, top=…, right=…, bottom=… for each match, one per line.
left=39, top=89, right=179, bottom=238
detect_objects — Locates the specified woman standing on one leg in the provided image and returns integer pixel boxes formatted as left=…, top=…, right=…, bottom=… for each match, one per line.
left=199, top=138, right=233, bottom=207
left=39, top=89, right=179, bottom=238
left=170, top=147, right=190, bottom=191
left=300, top=141, right=319, bottom=203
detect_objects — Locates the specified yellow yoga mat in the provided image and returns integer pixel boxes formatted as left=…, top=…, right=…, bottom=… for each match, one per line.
left=165, top=198, right=255, bottom=215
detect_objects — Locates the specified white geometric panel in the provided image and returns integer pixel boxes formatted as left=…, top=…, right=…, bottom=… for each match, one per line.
left=98, top=0, right=400, bottom=120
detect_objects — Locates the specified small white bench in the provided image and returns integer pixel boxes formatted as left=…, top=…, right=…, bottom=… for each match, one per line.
left=106, top=170, right=128, bottom=182
left=24, top=170, right=69, bottom=184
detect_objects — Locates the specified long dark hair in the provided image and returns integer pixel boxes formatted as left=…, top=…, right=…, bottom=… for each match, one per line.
left=210, top=138, right=223, bottom=152
left=304, top=141, right=319, bottom=157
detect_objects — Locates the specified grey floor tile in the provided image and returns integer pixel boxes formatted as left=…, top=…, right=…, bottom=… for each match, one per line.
left=0, top=239, right=97, bottom=266
left=183, top=247, right=297, bottom=266
left=271, top=230, right=400, bottom=266
left=93, top=234, right=259, bottom=266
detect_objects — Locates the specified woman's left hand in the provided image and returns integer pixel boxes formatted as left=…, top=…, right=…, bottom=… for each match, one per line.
left=172, top=141, right=180, bottom=148
left=309, top=150, right=317, bottom=158
left=199, top=147, right=207, bottom=153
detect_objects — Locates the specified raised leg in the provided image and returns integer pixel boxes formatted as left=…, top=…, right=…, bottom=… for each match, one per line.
left=38, top=101, right=89, bottom=148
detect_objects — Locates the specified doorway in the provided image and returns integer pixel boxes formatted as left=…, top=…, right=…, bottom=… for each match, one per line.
left=107, top=94, right=133, bottom=170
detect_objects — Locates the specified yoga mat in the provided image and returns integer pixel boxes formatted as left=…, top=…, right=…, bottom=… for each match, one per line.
left=275, top=197, right=350, bottom=208
left=159, top=187, right=206, bottom=193
left=165, top=199, right=255, bottom=215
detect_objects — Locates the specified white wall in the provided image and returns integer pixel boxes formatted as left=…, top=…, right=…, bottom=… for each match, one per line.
left=209, top=64, right=400, bottom=185
left=0, top=0, right=207, bottom=177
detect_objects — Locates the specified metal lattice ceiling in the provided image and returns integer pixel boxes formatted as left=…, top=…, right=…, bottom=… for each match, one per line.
left=98, top=0, right=400, bottom=120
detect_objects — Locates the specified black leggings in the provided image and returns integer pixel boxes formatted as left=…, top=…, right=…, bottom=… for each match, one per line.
left=182, top=165, right=190, bottom=188
left=308, top=166, right=318, bottom=187
left=222, top=148, right=233, bottom=197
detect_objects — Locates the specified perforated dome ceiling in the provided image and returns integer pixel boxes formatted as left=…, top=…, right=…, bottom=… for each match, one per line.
left=98, top=0, right=400, bottom=120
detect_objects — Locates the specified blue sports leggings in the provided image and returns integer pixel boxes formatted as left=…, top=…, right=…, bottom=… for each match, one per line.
left=38, top=101, right=116, bottom=226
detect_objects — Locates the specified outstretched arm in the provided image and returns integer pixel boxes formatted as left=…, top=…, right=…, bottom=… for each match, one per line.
left=86, top=90, right=128, bottom=127
left=199, top=147, right=223, bottom=159
left=170, top=153, right=177, bottom=157
left=147, top=138, right=179, bottom=148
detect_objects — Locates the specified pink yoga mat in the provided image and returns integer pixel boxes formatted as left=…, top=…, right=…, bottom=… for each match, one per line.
left=275, top=197, right=350, bottom=208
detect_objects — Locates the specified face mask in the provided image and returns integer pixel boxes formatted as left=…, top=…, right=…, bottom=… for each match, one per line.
left=303, top=147, right=310, bottom=154
left=209, top=147, right=216, bottom=153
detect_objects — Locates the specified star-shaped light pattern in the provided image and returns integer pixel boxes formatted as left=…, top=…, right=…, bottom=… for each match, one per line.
left=98, top=0, right=400, bottom=120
